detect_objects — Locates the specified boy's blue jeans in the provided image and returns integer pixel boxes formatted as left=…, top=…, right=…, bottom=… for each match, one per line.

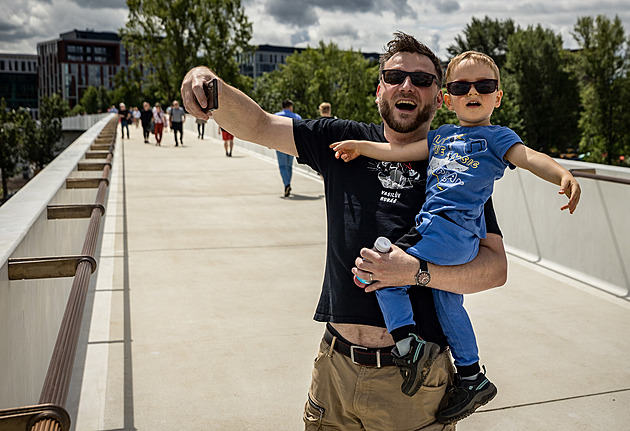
left=376, top=287, right=479, bottom=367
left=276, top=151, right=293, bottom=187
left=375, top=212, right=481, bottom=367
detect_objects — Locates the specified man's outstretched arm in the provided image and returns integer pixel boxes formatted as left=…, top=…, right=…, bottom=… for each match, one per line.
left=354, top=233, right=507, bottom=294
left=180, top=66, right=298, bottom=156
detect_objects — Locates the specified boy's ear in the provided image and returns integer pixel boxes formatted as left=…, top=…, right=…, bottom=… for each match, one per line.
left=494, top=89, right=504, bottom=108
left=444, top=93, right=455, bottom=111
left=375, top=83, right=381, bottom=104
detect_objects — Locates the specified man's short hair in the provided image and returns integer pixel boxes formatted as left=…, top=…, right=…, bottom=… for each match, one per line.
left=281, top=99, right=293, bottom=109
left=380, top=31, right=443, bottom=87
left=445, top=51, right=500, bottom=85
left=319, top=102, right=331, bottom=115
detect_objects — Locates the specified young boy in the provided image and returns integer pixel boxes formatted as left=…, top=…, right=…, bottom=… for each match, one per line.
left=331, top=51, right=581, bottom=424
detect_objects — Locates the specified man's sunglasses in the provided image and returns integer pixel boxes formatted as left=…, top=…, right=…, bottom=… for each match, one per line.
left=446, top=79, right=499, bottom=96
left=381, top=70, right=438, bottom=88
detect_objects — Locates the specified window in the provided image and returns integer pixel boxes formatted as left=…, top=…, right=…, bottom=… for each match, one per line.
left=0, top=60, right=4, bottom=71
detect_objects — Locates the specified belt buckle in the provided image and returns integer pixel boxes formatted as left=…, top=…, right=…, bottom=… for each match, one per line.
left=350, top=345, right=381, bottom=368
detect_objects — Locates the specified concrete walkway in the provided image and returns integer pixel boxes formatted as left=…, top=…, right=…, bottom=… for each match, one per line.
left=70, top=122, right=630, bottom=430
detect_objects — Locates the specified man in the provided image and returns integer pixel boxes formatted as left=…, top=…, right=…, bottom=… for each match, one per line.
left=316, top=102, right=333, bottom=119
left=181, top=32, right=507, bottom=430
left=274, top=99, right=302, bottom=197
left=170, top=100, right=186, bottom=146
left=118, top=102, right=130, bottom=139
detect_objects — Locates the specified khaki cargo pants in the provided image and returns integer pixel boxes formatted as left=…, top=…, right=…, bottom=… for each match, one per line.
left=303, top=337, right=456, bottom=431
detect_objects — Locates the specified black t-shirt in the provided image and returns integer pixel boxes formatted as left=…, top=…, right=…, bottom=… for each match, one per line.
left=119, top=109, right=130, bottom=122
left=293, top=118, right=502, bottom=347
left=140, top=109, right=153, bottom=127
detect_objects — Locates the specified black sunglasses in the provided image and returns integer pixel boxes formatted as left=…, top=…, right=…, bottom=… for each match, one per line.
left=446, top=79, right=499, bottom=96
left=381, top=69, right=438, bottom=88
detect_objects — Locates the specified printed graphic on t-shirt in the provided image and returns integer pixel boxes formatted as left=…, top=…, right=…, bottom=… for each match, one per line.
left=368, top=161, right=423, bottom=204
left=429, top=133, right=488, bottom=191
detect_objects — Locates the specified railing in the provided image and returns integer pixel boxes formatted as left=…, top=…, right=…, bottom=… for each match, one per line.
left=62, top=113, right=111, bottom=131
left=570, top=168, right=630, bottom=186
left=0, top=116, right=117, bottom=431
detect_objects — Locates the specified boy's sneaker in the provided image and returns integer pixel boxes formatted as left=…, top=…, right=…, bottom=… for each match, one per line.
left=392, top=334, right=441, bottom=397
left=436, top=369, right=497, bottom=424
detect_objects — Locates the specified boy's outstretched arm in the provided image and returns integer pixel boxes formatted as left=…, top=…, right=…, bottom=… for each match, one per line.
left=330, top=139, right=429, bottom=162
left=505, top=143, right=581, bottom=213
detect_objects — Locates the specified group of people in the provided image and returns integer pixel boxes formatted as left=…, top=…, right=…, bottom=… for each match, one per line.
left=115, top=100, right=187, bottom=147
left=181, top=31, right=581, bottom=430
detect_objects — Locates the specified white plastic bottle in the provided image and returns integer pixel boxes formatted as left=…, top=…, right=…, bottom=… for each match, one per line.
left=356, top=237, right=392, bottom=285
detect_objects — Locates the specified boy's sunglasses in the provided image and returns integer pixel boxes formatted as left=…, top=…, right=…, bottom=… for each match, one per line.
left=446, top=79, right=499, bottom=96
left=381, top=70, right=438, bottom=88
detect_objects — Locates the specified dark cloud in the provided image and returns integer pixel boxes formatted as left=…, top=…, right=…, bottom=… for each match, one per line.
left=312, top=0, right=377, bottom=12
left=390, top=0, right=417, bottom=19
left=264, top=0, right=319, bottom=27
left=433, top=0, right=460, bottom=14
left=290, top=29, right=310, bottom=45
left=264, top=0, right=419, bottom=28
left=0, top=18, right=36, bottom=42
left=67, top=0, right=127, bottom=9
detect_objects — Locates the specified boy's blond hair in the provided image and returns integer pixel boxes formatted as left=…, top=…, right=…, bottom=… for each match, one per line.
left=445, top=51, right=500, bottom=84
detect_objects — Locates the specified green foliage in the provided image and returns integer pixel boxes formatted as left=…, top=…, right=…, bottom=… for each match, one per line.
left=80, top=86, right=112, bottom=114
left=447, top=16, right=518, bottom=68
left=26, top=94, right=69, bottom=170
left=252, top=42, right=381, bottom=123
left=110, top=65, right=145, bottom=108
left=121, top=0, right=253, bottom=103
left=0, top=99, right=30, bottom=200
left=571, top=15, right=630, bottom=165
left=505, top=25, right=580, bottom=153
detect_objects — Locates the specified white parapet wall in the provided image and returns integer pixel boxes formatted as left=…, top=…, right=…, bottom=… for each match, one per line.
left=493, top=159, right=630, bottom=298
left=0, top=114, right=116, bottom=409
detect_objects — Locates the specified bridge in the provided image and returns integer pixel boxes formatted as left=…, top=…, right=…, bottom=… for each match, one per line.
left=1, top=114, right=629, bottom=430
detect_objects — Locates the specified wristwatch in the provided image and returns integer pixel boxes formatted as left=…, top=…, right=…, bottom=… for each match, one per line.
left=415, top=259, right=431, bottom=286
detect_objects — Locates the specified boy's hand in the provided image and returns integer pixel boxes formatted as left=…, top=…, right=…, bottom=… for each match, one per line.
left=559, top=174, right=581, bottom=214
left=330, top=141, right=362, bottom=162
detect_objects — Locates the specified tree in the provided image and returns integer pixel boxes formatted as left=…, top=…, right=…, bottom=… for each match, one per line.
left=505, top=25, right=580, bottom=153
left=80, top=85, right=112, bottom=114
left=253, top=42, right=380, bottom=123
left=121, top=0, right=254, bottom=103
left=25, top=94, right=69, bottom=171
left=0, top=99, right=28, bottom=201
left=447, top=16, right=518, bottom=69
left=572, top=15, right=630, bottom=165
left=110, top=65, right=144, bottom=108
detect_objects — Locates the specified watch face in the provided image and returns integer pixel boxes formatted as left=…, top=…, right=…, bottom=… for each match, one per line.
left=417, top=272, right=430, bottom=286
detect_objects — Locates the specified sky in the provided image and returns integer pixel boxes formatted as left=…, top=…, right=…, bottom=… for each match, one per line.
left=2, top=0, right=629, bottom=60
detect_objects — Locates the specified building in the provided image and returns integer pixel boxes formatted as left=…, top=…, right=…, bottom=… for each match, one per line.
left=239, top=44, right=380, bottom=80
left=0, top=53, right=39, bottom=116
left=37, top=30, right=131, bottom=108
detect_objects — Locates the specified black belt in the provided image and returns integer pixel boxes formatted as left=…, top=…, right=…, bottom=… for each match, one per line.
left=324, top=324, right=396, bottom=367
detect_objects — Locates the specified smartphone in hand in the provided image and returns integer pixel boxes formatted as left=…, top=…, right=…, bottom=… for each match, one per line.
left=202, top=79, right=219, bottom=113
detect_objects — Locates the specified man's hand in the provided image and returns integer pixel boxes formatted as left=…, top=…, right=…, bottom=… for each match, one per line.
left=330, top=141, right=362, bottom=162
left=180, top=66, right=217, bottom=120
left=353, top=244, right=419, bottom=292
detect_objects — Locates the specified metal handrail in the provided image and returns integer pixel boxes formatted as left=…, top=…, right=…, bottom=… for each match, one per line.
left=0, top=118, right=117, bottom=431
left=570, top=168, right=630, bottom=185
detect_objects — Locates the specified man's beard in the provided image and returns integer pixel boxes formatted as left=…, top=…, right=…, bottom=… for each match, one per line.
left=379, top=98, right=435, bottom=133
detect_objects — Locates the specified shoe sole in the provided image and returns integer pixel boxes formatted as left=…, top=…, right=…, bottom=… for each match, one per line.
left=403, top=343, right=441, bottom=397
left=437, top=383, right=498, bottom=424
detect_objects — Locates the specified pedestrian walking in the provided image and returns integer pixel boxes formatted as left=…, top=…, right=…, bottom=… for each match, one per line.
left=170, top=100, right=186, bottom=146
left=273, top=99, right=301, bottom=197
